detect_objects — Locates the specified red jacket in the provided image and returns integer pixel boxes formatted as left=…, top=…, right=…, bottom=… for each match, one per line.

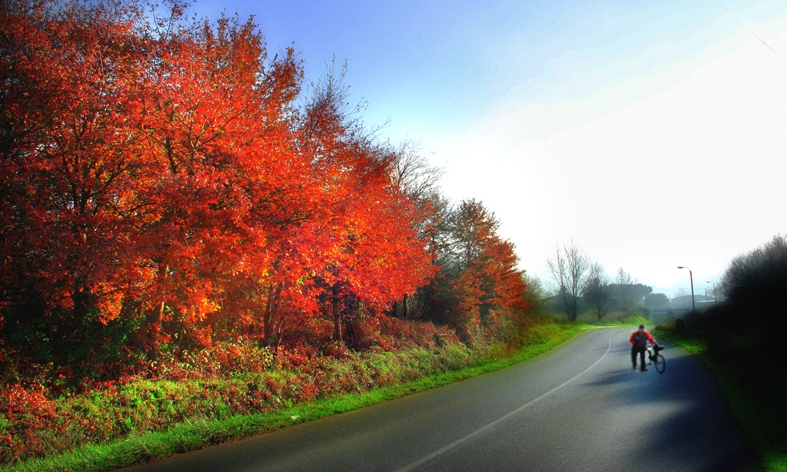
left=629, top=329, right=656, bottom=347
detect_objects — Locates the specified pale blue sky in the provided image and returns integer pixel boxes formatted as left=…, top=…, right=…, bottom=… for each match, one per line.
left=195, top=0, right=787, bottom=296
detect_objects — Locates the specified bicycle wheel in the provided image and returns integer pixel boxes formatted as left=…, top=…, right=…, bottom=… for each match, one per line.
left=654, top=354, right=666, bottom=374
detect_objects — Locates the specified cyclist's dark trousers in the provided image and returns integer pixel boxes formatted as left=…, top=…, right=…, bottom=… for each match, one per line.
left=631, top=346, right=646, bottom=368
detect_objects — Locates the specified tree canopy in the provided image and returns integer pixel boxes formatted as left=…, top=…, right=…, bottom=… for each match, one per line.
left=0, top=0, right=533, bottom=379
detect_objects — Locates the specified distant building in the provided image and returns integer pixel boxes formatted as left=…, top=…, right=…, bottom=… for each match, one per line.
left=670, top=294, right=716, bottom=313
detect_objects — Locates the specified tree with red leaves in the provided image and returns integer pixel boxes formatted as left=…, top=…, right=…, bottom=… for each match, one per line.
left=423, top=199, right=528, bottom=339
left=0, top=0, right=440, bottom=374
left=289, top=71, right=437, bottom=342
left=132, top=7, right=304, bottom=356
left=0, top=0, right=156, bottom=369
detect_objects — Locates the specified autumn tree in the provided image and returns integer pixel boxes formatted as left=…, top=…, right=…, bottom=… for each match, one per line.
left=0, top=0, right=541, bottom=381
left=0, top=0, right=158, bottom=371
left=111, top=3, right=308, bottom=357
left=280, top=66, right=438, bottom=344
left=0, top=0, right=439, bottom=372
left=387, top=143, right=443, bottom=319
left=423, top=199, right=528, bottom=340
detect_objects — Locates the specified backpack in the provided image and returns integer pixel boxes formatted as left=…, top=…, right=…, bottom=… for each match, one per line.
left=634, top=331, right=648, bottom=349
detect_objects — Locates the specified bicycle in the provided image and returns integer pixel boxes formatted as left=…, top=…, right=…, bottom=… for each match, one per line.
left=647, top=344, right=666, bottom=374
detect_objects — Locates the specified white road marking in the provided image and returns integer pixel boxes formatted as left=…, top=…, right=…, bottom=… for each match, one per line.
left=396, top=333, right=613, bottom=472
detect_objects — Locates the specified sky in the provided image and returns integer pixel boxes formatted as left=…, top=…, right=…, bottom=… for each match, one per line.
left=194, top=0, right=787, bottom=297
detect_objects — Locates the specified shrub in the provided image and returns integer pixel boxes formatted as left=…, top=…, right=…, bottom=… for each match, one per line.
left=0, top=333, right=483, bottom=466
left=721, top=235, right=787, bottom=334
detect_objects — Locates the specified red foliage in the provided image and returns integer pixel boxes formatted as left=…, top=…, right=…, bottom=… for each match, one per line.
left=0, top=384, right=66, bottom=462
left=0, top=0, right=436, bottom=371
left=0, top=2, right=536, bottom=466
left=429, top=199, right=529, bottom=336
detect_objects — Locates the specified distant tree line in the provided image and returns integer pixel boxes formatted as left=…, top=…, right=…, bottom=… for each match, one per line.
left=546, top=241, right=659, bottom=321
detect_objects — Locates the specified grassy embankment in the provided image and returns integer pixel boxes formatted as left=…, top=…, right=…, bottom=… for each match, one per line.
left=655, top=324, right=787, bottom=472
left=5, top=323, right=584, bottom=472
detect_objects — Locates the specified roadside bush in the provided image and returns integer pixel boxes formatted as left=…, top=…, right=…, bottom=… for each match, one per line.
left=721, top=235, right=787, bottom=329
left=0, top=336, right=485, bottom=466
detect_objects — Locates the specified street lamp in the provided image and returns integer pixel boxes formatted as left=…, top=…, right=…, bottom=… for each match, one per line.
left=677, top=266, right=695, bottom=312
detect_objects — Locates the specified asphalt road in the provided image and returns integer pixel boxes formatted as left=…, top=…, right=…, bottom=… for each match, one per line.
left=125, top=327, right=757, bottom=471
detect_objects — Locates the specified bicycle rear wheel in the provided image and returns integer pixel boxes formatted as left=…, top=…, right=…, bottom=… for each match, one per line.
left=654, top=354, right=666, bottom=373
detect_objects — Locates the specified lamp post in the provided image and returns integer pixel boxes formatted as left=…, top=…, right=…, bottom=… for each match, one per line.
left=677, top=266, right=695, bottom=312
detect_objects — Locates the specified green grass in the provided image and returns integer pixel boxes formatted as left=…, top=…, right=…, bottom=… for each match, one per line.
left=8, top=324, right=584, bottom=472
left=656, top=327, right=787, bottom=472
left=550, top=310, right=651, bottom=327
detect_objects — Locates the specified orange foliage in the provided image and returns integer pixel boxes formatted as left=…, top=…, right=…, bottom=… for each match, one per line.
left=428, top=199, right=529, bottom=337
left=0, top=0, right=436, bottom=364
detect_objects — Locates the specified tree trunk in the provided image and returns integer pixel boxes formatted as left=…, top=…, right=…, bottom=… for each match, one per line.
left=569, top=296, right=578, bottom=322
left=72, top=274, right=89, bottom=323
left=263, top=282, right=283, bottom=346
left=402, top=293, right=408, bottom=320
left=147, top=262, right=168, bottom=361
left=332, top=297, right=342, bottom=342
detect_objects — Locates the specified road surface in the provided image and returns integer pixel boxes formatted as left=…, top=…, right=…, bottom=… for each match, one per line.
left=125, top=327, right=757, bottom=471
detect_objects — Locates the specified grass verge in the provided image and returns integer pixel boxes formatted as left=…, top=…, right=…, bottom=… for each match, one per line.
left=8, top=324, right=584, bottom=472
left=656, top=328, right=787, bottom=472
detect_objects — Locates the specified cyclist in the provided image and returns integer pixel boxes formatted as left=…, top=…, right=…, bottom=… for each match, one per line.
left=629, top=324, right=656, bottom=371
